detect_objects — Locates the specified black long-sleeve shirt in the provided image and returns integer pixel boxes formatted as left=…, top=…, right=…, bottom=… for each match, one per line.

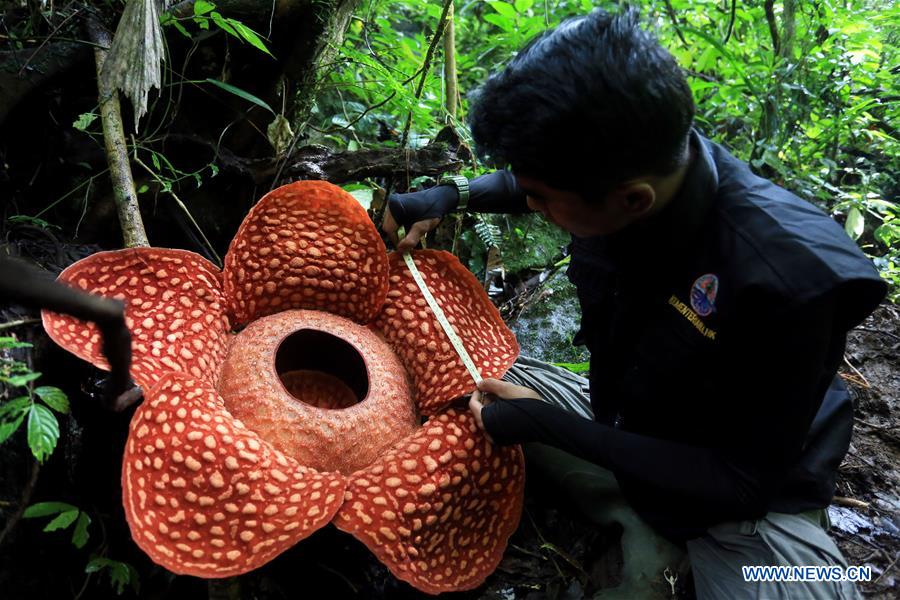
left=481, top=131, right=886, bottom=540
left=484, top=295, right=844, bottom=538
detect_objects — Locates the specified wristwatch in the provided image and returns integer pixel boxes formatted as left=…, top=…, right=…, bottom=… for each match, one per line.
left=439, top=175, right=470, bottom=212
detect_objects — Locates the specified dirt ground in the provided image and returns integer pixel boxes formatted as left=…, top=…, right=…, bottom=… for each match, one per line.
left=832, top=304, right=900, bottom=597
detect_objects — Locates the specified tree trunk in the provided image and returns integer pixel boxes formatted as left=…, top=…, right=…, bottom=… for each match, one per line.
left=281, top=0, right=360, bottom=130
left=443, top=1, right=458, bottom=121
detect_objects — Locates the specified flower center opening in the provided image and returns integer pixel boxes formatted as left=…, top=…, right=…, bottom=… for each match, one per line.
left=275, top=329, right=369, bottom=409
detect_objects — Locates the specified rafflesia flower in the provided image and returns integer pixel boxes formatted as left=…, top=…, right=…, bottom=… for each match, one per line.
left=41, top=181, right=523, bottom=594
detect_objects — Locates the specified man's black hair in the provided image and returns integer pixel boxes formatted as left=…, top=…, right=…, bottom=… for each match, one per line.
left=468, top=7, right=694, bottom=197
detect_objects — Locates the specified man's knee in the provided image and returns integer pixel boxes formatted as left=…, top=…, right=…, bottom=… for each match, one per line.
left=687, top=512, right=862, bottom=599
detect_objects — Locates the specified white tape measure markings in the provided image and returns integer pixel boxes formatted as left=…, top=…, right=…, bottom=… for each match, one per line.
left=396, top=233, right=483, bottom=385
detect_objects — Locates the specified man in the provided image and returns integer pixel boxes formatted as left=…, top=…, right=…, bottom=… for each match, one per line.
left=383, top=7, right=886, bottom=599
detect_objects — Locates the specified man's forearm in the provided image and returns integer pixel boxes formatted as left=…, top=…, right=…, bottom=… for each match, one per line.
left=467, top=171, right=530, bottom=213
left=482, top=399, right=764, bottom=512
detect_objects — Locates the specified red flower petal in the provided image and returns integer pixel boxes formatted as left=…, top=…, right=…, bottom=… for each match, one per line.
left=371, top=251, right=519, bottom=414
left=334, top=409, right=525, bottom=594
left=223, top=181, right=389, bottom=327
left=218, top=310, right=418, bottom=476
left=122, top=373, right=346, bottom=578
left=41, top=249, right=231, bottom=390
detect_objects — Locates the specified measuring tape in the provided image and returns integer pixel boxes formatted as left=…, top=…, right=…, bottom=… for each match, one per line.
left=397, top=227, right=483, bottom=384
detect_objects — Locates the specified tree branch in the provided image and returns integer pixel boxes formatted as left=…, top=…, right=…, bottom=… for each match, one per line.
left=168, top=127, right=470, bottom=186
left=662, top=0, right=687, bottom=46
left=764, top=0, right=780, bottom=54
left=400, top=0, right=454, bottom=147
left=85, top=17, right=149, bottom=248
left=723, top=0, right=736, bottom=44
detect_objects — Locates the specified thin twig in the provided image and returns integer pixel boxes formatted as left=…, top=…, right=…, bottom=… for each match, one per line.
left=524, top=509, right=566, bottom=579
left=662, top=0, right=687, bottom=46
left=0, top=459, right=40, bottom=549
left=843, top=355, right=871, bottom=388
left=723, top=0, right=736, bottom=44
left=0, top=33, right=106, bottom=49
left=399, top=0, right=455, bottom=148
left=34, top=169, right=109, bottom=218
left=510, top=543, right=547, bottom=561
left=854, top=417, right=895, bottom=432
left=133, top=153, right=222, bottom=267
left=874, top=552, right=900, bottom=585
left=17, top=8, right=83, bottom=75
left=854, top=327, right=900, bottom=343
left=832, top=496, right=870, bottom=510
left=0, top=319, right=41, bottom=331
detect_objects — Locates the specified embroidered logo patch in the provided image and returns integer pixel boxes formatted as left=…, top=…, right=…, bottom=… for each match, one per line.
left=690, top=274, right=718, bottom=317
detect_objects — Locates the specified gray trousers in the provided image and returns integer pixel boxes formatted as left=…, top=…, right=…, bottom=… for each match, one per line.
left=504, top=356, right=862, bottom=600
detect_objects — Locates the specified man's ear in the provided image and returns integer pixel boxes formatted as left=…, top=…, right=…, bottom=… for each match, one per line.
left=610, top=182, right=656, bottom=217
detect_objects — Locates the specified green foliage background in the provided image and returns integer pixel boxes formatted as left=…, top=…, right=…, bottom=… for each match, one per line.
left=314, top=0, right=899, bottom=298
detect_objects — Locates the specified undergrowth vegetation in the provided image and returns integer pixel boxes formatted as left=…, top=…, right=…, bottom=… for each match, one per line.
left=317, top=0, right=899, bottom=298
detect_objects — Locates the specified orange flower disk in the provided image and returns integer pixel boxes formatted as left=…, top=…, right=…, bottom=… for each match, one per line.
left=218, top=309, right=418, bottom=475
left=42, top=181, right=522, bottom=593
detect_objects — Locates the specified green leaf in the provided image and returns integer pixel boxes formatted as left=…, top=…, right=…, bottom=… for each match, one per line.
left=0, top=397, right=31, bottom=444
left=0, top=396, right=31, bottom=419
left=160, top=13, right=192, bottom=38
left=552, top=361, right=591, bottom=374
left=72, top=512, right=91, bottom=549
left=173, top=20, right=192, bottom=38
left=73, top=112, right=98, bottom=131
left=6, top=215, right=59, bottom=230
left=845, top=207, right=865, bottom=240
left=193, top=0, right=216, bottom=16
left=86, top=558, right=139, bottom=595
left=348, top=188, right=373, bottom=210
left=0, top=412, right=26, bottom=444
left=2, top=371, right=41, bottom=387
left=210, top=13, right=239, bottom=38
left=488, top=1, right=518, bottom=19
left=514, top=0, right=533, bottom=12
left=483, top=13, right=514, bottom=33
left=23, top=501, right=77, bottom=518
left=874, top=223, right=899, bottom=247
left=0, top=337, right=32, bottom=349
left=681, top=27, right=761, bottom=98
left=44, top=509, right=79, bottom=532
left=229, top=20, right=274, bottom=57
left=27, top=404, right=59, bottom=463
left=35, top=386, right=69, bottom=413
left=205, top=79, right=275, bottom=115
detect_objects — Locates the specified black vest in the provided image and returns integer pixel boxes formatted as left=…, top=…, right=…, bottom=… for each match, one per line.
left=566, top=131, right=886, bottom=538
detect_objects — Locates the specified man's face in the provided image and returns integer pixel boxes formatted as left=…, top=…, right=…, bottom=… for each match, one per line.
left=516, top=175, right=632, bottom=237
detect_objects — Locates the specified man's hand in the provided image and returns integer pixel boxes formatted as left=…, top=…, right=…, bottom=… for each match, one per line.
left=469, top=378, right=542, bottom=442
left=382, top=184, right=460, bottom=252
left=382, top=207, right=441, bottom=253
